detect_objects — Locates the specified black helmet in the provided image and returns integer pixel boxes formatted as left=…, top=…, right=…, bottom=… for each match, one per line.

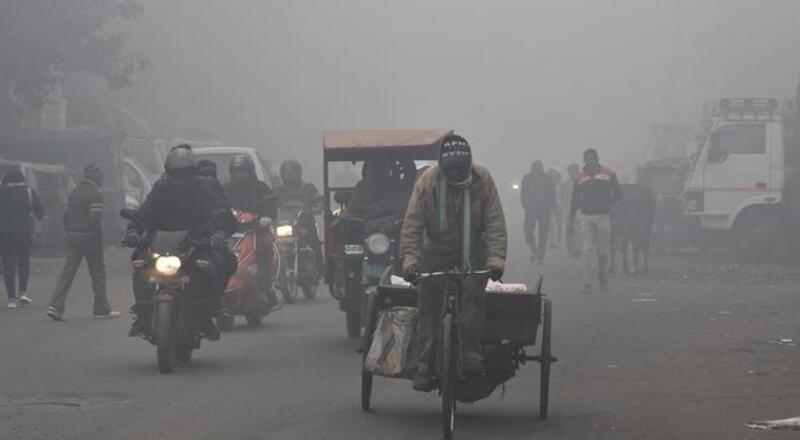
left=164, top=145, right=197, bottom=177
left=197, top=159, right=217, bottom=179
left=229, top=154, right=255, bottom=181
left=280, top=160, right=303, bottom=187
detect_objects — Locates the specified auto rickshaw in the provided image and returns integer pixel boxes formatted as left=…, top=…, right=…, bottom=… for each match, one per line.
left=322, top=129, right=453, bottom=338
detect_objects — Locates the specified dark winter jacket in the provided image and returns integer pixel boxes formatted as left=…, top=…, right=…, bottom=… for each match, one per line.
left=570, top=165, right=622, bottom=218
left=132, top=175, right=235, bottom=238
left=520, top=170, right=557, bottom=215
left=224, top=178, right=276, bottom=220
left=64, top=179, right=104, bottom=238
left=0, top=170, right=44, bottom=235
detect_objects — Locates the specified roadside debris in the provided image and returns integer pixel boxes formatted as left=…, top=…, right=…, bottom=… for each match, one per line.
left=746, top=416, right=800, bottom=431
left=768, top=337, right=795, bottom=346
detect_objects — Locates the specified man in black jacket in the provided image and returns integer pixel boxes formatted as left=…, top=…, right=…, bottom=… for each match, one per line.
left=0, top=169, right=44, bottom=308
left=47, top=164, right=120, bottom=321
left=125, top=147, right=236, bottom=339
left=520, top=160, right=557, bottom=265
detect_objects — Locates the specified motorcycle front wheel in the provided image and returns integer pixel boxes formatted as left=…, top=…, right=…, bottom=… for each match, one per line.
left=155, top=301, right=176, bottom=374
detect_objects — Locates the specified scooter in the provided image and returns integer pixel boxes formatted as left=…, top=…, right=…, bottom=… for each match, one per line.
left=216, top=210, right=280, bottom=330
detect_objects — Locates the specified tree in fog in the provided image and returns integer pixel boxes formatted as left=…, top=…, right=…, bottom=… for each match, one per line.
left=0, top=0, right=147, bottom=130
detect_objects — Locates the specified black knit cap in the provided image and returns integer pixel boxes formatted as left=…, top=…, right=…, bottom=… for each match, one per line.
left=438, top=134, right=472, bottom=170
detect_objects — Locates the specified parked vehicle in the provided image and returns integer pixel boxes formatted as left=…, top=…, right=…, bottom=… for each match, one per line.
left=193, top=146, right=280, bottom=187
left=683, top=91, right=800, bottom=260
left=322, top=129, right=450, bottom=338
left=217, top=210, right=280, bottom=330
left=639, top=125, right=692, bottom=254
left=0, top=128, right=128, bottom=246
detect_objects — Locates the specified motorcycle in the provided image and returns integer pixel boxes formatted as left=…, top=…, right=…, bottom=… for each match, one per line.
left=216, top=210, right=280, bottom=331
left=331, top=214, right=402, bottom=338
left=275, top=206, right=321, bottom=303
left=120, top=208, right=214, bottom=374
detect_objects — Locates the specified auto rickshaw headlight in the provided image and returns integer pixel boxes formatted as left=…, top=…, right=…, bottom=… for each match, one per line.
left=366, top=233, right=391, bottom=255
left=154, top=255, right=182, bottom=276
left=276, top=224, right=294, bottom=238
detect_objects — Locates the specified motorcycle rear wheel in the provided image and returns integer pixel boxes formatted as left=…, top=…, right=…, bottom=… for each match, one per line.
left=246, top=312, right=265, bottom=326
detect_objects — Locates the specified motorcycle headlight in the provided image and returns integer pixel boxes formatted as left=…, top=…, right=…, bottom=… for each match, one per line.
left=366, top=233, right=391, bottom=255
left=154, top=255, right=182, bottom=276
left=276, top=224, right=294, bottom=238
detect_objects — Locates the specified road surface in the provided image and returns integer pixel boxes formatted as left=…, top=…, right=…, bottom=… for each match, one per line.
left=1, top=244, right=798, bottom=439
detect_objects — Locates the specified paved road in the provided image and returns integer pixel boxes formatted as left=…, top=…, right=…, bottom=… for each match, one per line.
left=1, top=244, right=798, bottom=439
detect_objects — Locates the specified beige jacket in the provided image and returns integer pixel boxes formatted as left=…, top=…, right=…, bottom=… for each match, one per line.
left=401, top=164, right=507, bottom=271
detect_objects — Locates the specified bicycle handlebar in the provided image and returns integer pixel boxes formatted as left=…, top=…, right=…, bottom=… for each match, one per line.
left=411, top=269, right=491, bottom=285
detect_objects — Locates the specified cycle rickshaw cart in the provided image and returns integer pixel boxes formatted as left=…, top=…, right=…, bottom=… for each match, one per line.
left=322, top=129, right=453, bottom=337
left=361, top=269, right=556, bottom=440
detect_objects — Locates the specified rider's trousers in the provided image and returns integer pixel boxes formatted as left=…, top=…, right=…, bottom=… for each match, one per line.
left=415, top=257, right=488, bottom=377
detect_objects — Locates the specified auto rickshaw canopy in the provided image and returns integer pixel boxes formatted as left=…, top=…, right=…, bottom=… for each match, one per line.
left=323, top=129, right=453, bottom=162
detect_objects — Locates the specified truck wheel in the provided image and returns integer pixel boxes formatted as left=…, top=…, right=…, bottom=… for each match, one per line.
left=736, top=211, right=786, bottom=261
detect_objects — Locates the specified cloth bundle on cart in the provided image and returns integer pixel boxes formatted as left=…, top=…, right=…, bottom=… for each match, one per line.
left=365, top=306, right=418, bottom=378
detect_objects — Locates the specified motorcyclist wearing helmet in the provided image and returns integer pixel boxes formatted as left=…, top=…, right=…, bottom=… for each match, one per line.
left=273, top=160, right=323, bottom=275
left=125, top=145, right=236, bottom=340
left=347, top=158, right=416, bottom=220
left=223, top=154, right=278, bottom=310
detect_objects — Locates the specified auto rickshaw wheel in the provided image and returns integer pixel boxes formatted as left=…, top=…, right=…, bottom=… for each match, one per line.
left=539, top=299, right=552, bottom=420
left=345, top=304, right=362, bottom=339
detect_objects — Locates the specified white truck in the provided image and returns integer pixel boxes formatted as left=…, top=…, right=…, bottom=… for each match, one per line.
left=683, top=94, right=800, bottom=260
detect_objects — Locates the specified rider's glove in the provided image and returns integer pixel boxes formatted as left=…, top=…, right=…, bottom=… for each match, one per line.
left=488, top=267, right=504, bottom=282
left=403, top=266, right=421, bottom=284
left=210, top=231, right=226, bottom=248
left=123, top=230, right=141, bottom=248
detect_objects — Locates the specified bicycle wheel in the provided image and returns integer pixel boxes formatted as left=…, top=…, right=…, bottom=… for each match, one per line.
left=441, top=313, right=456, bottom=440
left=539, top=299, right=552, bottom=420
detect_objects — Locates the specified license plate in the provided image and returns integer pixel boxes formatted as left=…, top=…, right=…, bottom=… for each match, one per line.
left=344, top=244, right=364, bottom=255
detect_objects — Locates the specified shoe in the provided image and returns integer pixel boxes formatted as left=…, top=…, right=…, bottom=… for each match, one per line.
left=200, top=318, right=221, bottom=341
left=18, top=294, right=32, bottom=305
left=412, top=373, right=435, bottom=392
left=93, top=311, right=121, bottom=319
left=46, top=307, right=64, bottom=321
left=7, top=299, right=18, bottom=309
left=129, top=316, right=150, bottom=337
left=581, top=283, right=593, bottom=295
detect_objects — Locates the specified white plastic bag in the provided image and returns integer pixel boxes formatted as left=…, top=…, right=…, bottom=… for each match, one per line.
left=365, top=306, right=418, bottom=378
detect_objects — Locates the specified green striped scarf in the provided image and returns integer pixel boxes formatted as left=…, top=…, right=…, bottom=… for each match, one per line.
left=436, top=172, right=477, bottom=270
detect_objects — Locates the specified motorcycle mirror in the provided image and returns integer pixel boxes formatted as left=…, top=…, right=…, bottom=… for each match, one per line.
left=334, top=190, right=352, bottom=205
left=119, top=208, right=138, bottom=221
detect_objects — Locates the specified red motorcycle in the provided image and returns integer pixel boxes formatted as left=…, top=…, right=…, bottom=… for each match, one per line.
left=217, top=210, right=280, bottom=330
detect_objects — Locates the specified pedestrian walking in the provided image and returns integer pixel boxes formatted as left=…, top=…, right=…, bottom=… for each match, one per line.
left=0, top=169, right=44, bottom=308
left=520, top=160, right=557, bottom=265
left=568, top=148, right=622, bottom=294
left=46, top=164, right=119, bottom=321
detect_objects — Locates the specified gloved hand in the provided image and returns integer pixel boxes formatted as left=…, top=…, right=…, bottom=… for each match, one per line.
left=123, top=230, right=141, bottom=248
left=210, top=231, right=226, bottom=248
left=403, top=266, right=421, bottom=284
left=488, top=266, right=504, bottom=282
